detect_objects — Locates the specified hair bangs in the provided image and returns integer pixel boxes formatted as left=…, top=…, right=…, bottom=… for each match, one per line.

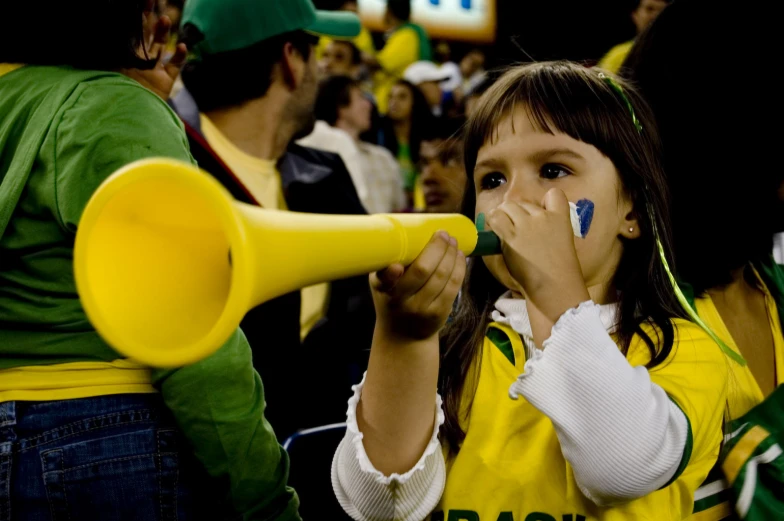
left=465, top=63, right=642, bottom=180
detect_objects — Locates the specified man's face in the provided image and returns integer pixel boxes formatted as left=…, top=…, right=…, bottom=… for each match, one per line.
left=419, top=138, right=467, bottom=213
left=387, top=83, right=413, bottom=122
left=286, top=43, right=319, bottom=139
left=632, top=0, right=668, bottom=34
left=459, top=50, right=485, bottom=78
left=338, top=86, right=373, bottom=134
left=320, top=41, right=356, bottom=77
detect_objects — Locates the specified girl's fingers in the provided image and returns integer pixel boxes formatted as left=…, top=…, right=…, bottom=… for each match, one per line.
left=486, top=207, right=516, bottom=240
left=415, top=237, right=459, bottom=307
left=390, top=232, right=452, bottom=299
left=430, top=249, right=466, bottom=310
left=517, top=201, right=545, bottom=216
left=371, top=264, right=406, bottom=293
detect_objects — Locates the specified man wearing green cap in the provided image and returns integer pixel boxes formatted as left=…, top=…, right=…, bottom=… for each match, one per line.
left=171, top=0, right=377, bottom=443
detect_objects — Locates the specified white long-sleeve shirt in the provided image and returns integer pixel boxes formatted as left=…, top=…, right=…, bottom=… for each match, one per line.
left=332, top=298, right=690, bottom=521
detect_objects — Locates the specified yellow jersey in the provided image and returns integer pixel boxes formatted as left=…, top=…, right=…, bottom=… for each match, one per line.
left=598, top=40, right=635, bottom=74
left=688, top=265, right=784, bottom=520
left=433, top=319, right=729, bottom=521
left=317, top=27, right=376, bottom=60
left=200, top=114, right=329, bottom=338
left=374, top=27, right=421, bottom=114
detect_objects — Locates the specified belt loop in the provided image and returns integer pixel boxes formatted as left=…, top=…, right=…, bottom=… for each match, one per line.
left=0, top=402, right=16, bottom=429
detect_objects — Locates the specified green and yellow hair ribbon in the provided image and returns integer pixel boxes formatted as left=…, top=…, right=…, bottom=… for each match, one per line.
left=599, top=72, right=746, bottom=366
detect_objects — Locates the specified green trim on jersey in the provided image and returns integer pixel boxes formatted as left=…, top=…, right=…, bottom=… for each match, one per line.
left=487, top=327, right=515, bottom=366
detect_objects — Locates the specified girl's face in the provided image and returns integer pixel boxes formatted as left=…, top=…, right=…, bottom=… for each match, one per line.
left=474, top=106, right=639, bottom=299
left=388, top=84, right=414, bottom=122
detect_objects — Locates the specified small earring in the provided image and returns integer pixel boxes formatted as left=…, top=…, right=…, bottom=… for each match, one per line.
left=629, top=227, right=634, bottom=232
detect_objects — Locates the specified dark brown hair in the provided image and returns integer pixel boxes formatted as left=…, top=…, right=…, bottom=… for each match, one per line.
left=622, top=0, right=783, bottom=295
left=378, top=80, right=435, bottom=164
left=439, top=61, right=688, bottom=454
left=314, top=75, right=359, bottom=127
left=0, top=0, right=157, bottom=70
left=180, top=28, right=317, bottom=112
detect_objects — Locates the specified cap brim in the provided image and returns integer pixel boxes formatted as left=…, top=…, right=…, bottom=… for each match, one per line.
left=419, top=74, right=453, bottom=84
left=307, top=10, right=361, bottom=39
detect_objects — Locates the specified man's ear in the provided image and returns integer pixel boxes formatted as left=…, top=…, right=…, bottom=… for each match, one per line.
left=279, top=41, right=307, bottom=91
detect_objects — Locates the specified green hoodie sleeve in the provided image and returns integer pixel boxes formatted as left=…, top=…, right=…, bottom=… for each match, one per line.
left=151, top=330, right=301, bottom=520
left=48, top=77, right=300, bottom=520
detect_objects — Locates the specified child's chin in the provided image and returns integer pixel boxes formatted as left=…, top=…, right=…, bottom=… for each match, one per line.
left=482, top=257, right=524, bottom=296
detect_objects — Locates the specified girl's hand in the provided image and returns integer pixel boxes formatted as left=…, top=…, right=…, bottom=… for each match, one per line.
left=370, top=232, right=466, bottom=342
left=486, top=188, right=590, bottom=322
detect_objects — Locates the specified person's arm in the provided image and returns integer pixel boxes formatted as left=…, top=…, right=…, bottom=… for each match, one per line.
left=52, top=81, right=299, bottom=519
left=373, top=28, right=420, bottom=75
left=508, top=310, right=727, bottom=509
left=359, top=232, right=464, bottom=475
left=152, top=330, right=300, bottom=519
left=332, top=374, right=446, bottom=521
left=506, top=302, right=692, bottom=505
left=331, top=231, right=464, bottom=520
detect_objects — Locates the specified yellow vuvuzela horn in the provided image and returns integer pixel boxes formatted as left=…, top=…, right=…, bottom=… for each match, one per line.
left=74, top=158, right=500, bottom=367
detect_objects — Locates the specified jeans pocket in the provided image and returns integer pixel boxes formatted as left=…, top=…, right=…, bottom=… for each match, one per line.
left=41, top=428, right=179, bottom=521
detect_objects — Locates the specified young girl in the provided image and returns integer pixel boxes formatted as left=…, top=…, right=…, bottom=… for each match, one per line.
left=332, top=62, right=732, bottom=520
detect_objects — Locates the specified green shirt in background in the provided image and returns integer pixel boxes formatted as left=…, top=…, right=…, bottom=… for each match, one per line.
left=397, top=142, right=417, bottom=192
left=0, top=65, right=300, bottom=520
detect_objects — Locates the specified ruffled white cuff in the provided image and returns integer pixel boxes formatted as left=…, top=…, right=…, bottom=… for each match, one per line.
left=345, top=373, right=445, bottom=484
left=332, top=373, right=447, bottom=521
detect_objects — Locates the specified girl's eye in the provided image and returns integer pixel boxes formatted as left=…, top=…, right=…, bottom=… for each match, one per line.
left=541, top=164, right=572, bottom=180
left=479, top=172, right=507, bottom=190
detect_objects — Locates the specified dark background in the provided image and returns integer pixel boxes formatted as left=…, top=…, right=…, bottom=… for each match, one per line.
left=490, top=0, right=637, bottom=65
left=315, top=0, right=640, bottom=65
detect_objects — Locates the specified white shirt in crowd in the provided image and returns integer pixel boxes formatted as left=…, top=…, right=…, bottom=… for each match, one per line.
left=774, top=233, right=784, bottom=264
left=297, top=121, right=405, bottom=214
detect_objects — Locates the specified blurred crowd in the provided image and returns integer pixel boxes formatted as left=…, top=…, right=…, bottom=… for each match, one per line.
left=302, top=0, right=491, bottom=217
left=2, top=0, right=782, bottom=519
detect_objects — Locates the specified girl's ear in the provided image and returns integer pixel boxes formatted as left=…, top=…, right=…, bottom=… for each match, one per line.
left=620, top=210, right=641, bottom=239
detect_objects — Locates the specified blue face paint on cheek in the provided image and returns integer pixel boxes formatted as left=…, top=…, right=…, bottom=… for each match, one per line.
left=575, top=199, right=595, bottom=238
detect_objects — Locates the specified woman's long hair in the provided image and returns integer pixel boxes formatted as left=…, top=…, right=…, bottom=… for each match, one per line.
left=440, top=61, right=688, bottom=454
left=1, top=0, right=157, bottom=70
left=378, top=79, right=434, bottom=164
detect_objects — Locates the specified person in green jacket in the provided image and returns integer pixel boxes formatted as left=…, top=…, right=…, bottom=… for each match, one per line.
left=0, top=0, right=357, bottom=519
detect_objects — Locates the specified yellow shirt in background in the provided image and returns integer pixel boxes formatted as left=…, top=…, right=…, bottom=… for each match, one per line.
left=317, top=27, right=376, bottom=60
left=693, top=267, right=784, bottom=420
left=598, top=40, right=635, bottom=74
left=200, top=114, right=329, bottom=339
left=374, top=27, right=420, bottom=114
left=0, top=63, right=23, bottom=76
left=688, top=266, right=784, bottom=521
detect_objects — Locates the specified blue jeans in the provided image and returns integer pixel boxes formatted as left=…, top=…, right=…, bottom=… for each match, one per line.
left=0, top=394, right=226, bottom=521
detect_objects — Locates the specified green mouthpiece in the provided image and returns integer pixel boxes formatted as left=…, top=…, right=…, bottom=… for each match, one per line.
left=471, top=213, right=502, bottom=257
